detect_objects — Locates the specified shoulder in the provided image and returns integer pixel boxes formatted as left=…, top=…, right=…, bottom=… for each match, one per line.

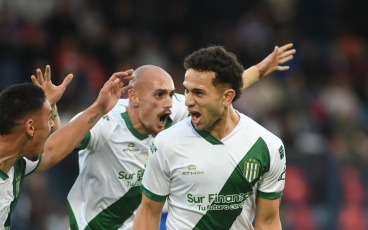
left=155, top=117, right=191, bottom=145
left=170, top=94, right=189, bottom=124
left=173, top=93, right=185, bottom=103
left=239, top=113, right=283, bottom=147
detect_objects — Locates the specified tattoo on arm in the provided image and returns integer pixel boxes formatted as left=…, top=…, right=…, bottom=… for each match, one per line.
left=88, top=114, right=100, bottom=124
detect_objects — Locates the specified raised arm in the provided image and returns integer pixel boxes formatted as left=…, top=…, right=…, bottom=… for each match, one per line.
left=36, top=70, right=134, bottom=172
left=133, top=193, right=165, bottom=230
left=242, top=43, right=296, bottom=91
left=31, top=65, right=73, bottom=132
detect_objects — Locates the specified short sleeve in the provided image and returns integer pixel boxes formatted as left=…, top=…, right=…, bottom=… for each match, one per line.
left=257, top=141, right=286, bottom=199
left=141, top=138, right=170, bottom=202
left=71, top=112, right=113, bottom=151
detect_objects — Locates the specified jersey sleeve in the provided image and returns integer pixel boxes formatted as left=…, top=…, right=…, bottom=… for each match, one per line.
left=170, top=93, right=189, bottom=125
left=24, top=155, right=42, bottom=176
left=257, top=140, right=286, bottom=199
left=71, top=111, right=113, bottom=151
left=141, top=137, right=170, bottom=202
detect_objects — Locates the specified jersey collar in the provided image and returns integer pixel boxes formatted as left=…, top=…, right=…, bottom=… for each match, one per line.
left=191, top=122, right=223, bottom=145
left=121, top=112, right=149, bottom=140
left=0, top=168, right=9, bottom=180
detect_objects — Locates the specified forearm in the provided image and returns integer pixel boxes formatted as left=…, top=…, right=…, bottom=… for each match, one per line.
left=41, top=102, right=104, bottom=170
left=255, top=197, right=282, bottom=230
left=241, top=66, right=260, bottom=91
left=255, top=218, right=282, bottom=230
left=133, top=194, right=163, bottom=230
left=133, top=210, right=161, bottom=230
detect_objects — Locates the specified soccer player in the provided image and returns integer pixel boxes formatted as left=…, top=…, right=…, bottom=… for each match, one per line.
left=133, top=46, right=288, bottom=230
left=0, top=66, right=134, bottom=229
left=67, top=44, right=295, bottom=230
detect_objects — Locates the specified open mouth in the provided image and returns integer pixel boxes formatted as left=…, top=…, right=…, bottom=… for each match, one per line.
left=159, top=113, right=170, bottom=126
left=190, top=111, right=201, bottom=124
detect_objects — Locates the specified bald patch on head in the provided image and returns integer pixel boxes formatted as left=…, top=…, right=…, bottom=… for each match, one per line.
left=130, top=65, right=171, bottom=86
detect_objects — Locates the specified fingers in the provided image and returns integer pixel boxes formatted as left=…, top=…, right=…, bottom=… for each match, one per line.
left=120, top=84, right=134, bottom=95
left=280, top=55, right=294, bottom=64
left=61, top=74, right=74, bottom=88
left=110, top=69, right=135, bottom=85
left=279, top=43, right=293, bottom=52
left=31, top=75, right=40, bottom=86
left=276, top=66, right=290, bottom=71
left=36, top=68, right=45, bottom=85
left=44, top=65, right=51, bottom=82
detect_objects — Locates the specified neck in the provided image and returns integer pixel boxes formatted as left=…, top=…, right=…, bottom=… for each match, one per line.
left=126, top=104, right=149, bottom=135
left=0, top=133, right=26, bottom=174
left=207, top=105, right=240, bottom=140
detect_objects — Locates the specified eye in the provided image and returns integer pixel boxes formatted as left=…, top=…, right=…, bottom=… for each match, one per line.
left=156, top=92, right=163, bottom=98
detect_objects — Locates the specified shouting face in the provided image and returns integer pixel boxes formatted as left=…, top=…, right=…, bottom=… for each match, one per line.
left=131, top=66, right=175, bottom=136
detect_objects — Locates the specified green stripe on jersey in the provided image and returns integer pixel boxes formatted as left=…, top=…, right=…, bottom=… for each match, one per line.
left=5, top=159, right=27, bottom=227
left=193, top=137, right=270, bottom=229
left=191, top=122, right=223, bottom=145
left=141, top=184, right=167, bottom=202
left=67, top=200, right=79, bottom=230
left=80, top=131, right=91, bottom=150
left=83, top=186, right=142, bottom=230
left=121, top=112, right=149, bottom=140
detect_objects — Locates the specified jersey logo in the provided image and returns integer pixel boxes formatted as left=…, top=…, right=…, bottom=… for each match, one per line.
left=102, top=115, right=110, bottom=121
left=279, top=145, right=285, bottom=160
left=278, top=165, right=286, bottom=181
left=150, top=142, right=158, bottom=154
left=243, top=160, right=260, bottom=182
left=182, top=164, right=204, bottom=176
left=188, top=165, right=196, bottom=170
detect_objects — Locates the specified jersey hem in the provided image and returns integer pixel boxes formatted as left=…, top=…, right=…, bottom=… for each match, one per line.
left=141, top=185, right=167, bottom=202
left=80, top=131, right=91, bottom=150
left=257, top=190, right=283, bottom=199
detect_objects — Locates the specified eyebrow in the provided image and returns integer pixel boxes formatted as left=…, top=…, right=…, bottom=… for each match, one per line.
left=153, top=89, right=175, bottom=94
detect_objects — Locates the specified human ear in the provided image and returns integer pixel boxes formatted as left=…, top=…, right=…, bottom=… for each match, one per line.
left=222, top=89, right=236, bottom=107
left=128, top=88, right=139, bottom=106
left=25, top=119, right=35, bottom=137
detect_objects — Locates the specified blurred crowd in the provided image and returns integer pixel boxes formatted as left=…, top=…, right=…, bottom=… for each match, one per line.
left=0, top=0, right=367, bottom=229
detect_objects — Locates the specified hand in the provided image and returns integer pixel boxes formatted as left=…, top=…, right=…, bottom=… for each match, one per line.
left=255, top=43, right=296, bottom=78
left=31, top=65, right=73, bottom=106
left=95, top=70, right=135, bottom=114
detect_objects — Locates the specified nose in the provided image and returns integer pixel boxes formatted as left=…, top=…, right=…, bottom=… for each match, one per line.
left=165, top=95, right=173, bottom=108
left=185, top=92, right=195, bottom=107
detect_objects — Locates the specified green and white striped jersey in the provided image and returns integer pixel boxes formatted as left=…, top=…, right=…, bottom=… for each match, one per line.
left=0, top=157, right=41, bottom=229
left=67, top=94, right=187, bottom=230
left=142, top=113, right=286, bottom=230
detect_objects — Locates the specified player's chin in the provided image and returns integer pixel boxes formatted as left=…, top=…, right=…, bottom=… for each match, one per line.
left=152, top=126, right=165, bottom=136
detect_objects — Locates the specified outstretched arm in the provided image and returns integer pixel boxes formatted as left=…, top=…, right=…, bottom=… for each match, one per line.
left=31, top=65, right=73, bottom=132
left=36, top=70, right=134, bottom=172
left=242, top=43, right=296, bottom=91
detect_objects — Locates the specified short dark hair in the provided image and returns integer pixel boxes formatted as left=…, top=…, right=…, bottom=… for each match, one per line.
left=183, top=46, right=244, bottom=101
left=0, top=83, right=46, bottom=135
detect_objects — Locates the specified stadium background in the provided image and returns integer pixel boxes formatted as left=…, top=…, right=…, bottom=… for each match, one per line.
left=0, top=0, right=367, bottom=229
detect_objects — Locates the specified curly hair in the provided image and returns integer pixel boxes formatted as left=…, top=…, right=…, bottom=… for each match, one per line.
left=0, top=83, right=46, bottom=135
left=183, top=46, right=244, bottom=102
